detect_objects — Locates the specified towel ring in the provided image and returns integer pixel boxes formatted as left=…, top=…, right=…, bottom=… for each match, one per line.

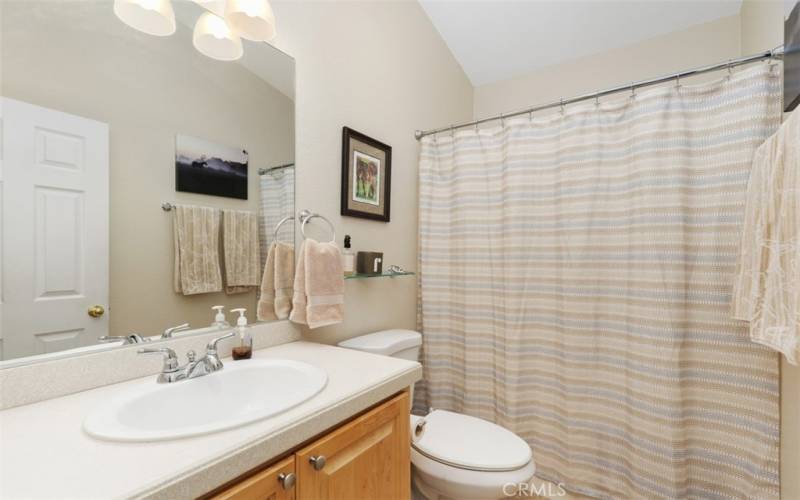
left=273, top=215, right=295, bottom=243
left=299, top=210, right=336, bottom=244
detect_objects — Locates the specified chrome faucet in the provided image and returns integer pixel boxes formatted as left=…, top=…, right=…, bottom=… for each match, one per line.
left=99, top=333, right=148, bottom=344
left=137, top=347, right=185, bottom=383
left=185, top=332, right=236, bottom=378
left=161, top=323, right=190, bottom=339
left=137, top=332, right=235, bottom=384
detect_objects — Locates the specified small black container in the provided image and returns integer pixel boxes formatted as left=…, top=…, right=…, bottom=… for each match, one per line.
left=356, top=251, right=384, bottom=275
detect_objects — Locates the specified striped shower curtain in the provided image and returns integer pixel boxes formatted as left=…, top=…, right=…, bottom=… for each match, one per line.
left=416, top=65, right=782, bottom=499
left=258, top=166, right=295, bottom=269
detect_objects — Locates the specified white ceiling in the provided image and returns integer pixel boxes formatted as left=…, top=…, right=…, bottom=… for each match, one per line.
left=419, top=1, right=744, bottom=86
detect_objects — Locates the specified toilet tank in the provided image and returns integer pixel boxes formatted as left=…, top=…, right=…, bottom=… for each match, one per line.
left=337, top=329, right=421, bottom=361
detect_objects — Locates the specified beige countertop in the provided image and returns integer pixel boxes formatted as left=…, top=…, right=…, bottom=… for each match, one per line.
left=0, top=341, right=422, bottom=499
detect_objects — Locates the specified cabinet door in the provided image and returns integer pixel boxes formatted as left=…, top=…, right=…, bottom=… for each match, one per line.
left=213, top=455, right=296, bottom=500
left=296, top=391, right=410, bottom=500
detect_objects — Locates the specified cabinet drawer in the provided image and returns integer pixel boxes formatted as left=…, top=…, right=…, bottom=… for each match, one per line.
left=212, top=455, right=296, bottom=500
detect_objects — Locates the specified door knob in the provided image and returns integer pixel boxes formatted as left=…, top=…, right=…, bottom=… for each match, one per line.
left=278, top=472, right=296, bottom=490
left=309, top=455, right=326, bottom=471
left=88, top=305, right=105, bottom=318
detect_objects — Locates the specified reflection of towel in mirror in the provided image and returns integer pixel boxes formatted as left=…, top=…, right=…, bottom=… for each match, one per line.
left=289, top=239, right=344, bottom=329
left=258, top=242, right=295, bottom=321
left=223, top=210, right=260, bottom=295
left=173, top=205, right=222, bottom=295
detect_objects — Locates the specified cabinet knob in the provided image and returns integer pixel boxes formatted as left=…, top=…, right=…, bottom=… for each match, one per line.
left=309, top=455, right=327, bottom=471
left=278, top=472, right=296, bottom=490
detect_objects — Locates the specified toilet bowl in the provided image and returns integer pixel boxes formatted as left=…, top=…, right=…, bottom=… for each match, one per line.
left=338, top=330, right=536, bottom=500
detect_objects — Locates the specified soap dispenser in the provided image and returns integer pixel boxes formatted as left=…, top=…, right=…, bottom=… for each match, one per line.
left=342, top=235, right=356, bottom=277
left=231, top=308, right=252, bottom=360
left=211, top=305, right=229, bottom=328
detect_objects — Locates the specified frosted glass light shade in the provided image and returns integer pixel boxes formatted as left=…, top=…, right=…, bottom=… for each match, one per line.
left=193, top=12, right=243, bottom=61
left=113, top=0, right=176, bottom=37
left=224, top=0, right=276, bottom=41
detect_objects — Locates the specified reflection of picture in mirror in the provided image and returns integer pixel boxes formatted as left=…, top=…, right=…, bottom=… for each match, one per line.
left=352, top=151, right=381, bottom=206
left=175, top=134, right=249, bottom=200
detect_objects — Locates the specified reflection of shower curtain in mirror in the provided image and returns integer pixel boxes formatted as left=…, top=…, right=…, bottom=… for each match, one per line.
left=416, top=65, right=782, bottom=499
left=259, top=166, right=295, bottom=270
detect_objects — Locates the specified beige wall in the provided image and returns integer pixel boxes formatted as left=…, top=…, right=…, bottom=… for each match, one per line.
left=741, top=0, right=785, bottom=55
left=740, top=2, right=799, bottom=498
left=1, top=2, right=294, bottom=338
left=473, top=14, right=741, bottom=119
left=269, top=1, right=473, bottom=346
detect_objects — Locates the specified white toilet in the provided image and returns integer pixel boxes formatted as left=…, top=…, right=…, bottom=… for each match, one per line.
left=338, top=330, right=536, bottom=500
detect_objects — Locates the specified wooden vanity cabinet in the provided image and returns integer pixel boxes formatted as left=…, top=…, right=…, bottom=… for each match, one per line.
left=211, top=390, right=410, bottom=500
left=213, top=456, right=297, bottom=500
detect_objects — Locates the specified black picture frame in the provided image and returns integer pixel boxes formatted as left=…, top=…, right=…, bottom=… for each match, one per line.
left=341, top=127, right=392, bottom=222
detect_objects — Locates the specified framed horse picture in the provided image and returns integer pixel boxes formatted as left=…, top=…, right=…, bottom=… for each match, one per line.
left=340, top=127, right=391, bottom=222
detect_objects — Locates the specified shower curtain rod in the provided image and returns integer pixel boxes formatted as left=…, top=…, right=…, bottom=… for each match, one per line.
left=258, top=162, right=295, bottom=175
left=414, top=45, right=785, bottom=140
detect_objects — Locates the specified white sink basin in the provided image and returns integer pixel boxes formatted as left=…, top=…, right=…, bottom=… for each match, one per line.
left=83, top=359, right=327, bottom=442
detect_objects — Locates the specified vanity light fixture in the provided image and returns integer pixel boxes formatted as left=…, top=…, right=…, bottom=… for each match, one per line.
left=113, top=0, right=275, bottom=62
left=192, top=11, right=244, bottom=61
left=224, top=0, right=276, bottom=42
left=113, top=0, right=176, bottom=37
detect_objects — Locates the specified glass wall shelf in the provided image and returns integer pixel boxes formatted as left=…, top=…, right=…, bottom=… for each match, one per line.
left=344, top=271, right=415, bottom=280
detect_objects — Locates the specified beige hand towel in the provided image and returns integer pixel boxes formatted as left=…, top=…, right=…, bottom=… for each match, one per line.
left=289, top=239, right=344, bottom=329
left=289, top=241, right=308, bottom=325
left=173, top=205, right=222, bottom=295
left=732, top=110, right=800, bottom=364
left=273, top=242, right=295, bottom=318
left=257, top=241, right=295, bottom=321
left=258, top=243, right=278, bottom=321
left=223, top=210, right=260, bottom=295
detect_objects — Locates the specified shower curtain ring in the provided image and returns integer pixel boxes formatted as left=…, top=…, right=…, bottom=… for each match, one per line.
left=767, top=50, right=779, bottom=74
left=450, top=125, right=455, bottom=137
left=727, top=60, right=733, bottom=79
left=630, top=83, right=636, bottom=99
left=559, top=98, right=565, bottom=113
left=594, top=93, right=600, bottom=106
left=675, top=73, right=681, bottom=89
left=500, top=113, right=505, bottom=126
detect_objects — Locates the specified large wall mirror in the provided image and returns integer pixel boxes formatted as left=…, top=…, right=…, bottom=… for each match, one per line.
left=0, top=0, right=295, bottom=366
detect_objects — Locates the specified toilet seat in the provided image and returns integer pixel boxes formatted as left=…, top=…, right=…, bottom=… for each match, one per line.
left=411, top=410, right=532, bottom=472
left=411, top=446, right=537, bottom=500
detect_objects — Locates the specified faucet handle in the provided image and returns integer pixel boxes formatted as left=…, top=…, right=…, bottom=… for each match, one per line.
left=206, top=331, right=235, bottom=354
left=162, top=323, right=190, bottom=339
left=138, top=347, right=179, bottom=372
left=99, top=334, right=147, bottom=344
left=99, top=335, right=128, bottom=344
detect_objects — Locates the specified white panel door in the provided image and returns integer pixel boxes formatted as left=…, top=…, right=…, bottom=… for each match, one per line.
left=1, top=98, right=109, bottom=360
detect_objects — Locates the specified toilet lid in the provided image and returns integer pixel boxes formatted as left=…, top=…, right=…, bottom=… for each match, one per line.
left=411, top=410, right=532, bottom=472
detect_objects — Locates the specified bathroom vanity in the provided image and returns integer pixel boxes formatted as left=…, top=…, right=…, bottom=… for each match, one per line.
left=0, top=341, right=421, bottom=499
left=209, top=391, right=409, bottom=499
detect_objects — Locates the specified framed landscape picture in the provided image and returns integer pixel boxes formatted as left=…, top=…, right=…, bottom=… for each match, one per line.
left=341, top=127, right=391, bottom=221
left=175, top=134, right=248, bottom=200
